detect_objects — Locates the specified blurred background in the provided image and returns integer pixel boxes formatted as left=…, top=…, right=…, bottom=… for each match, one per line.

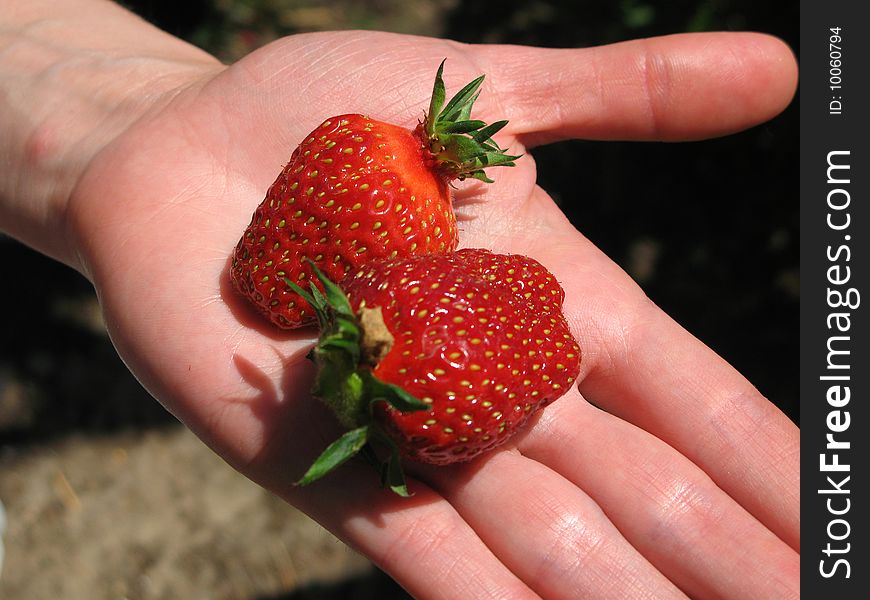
left=0, top=1, right=798, bottom=598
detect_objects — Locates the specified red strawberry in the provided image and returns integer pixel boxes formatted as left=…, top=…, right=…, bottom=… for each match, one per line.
left=292, top=249, right=581, bottom=495
left=232, top=61, right=518, bottom=329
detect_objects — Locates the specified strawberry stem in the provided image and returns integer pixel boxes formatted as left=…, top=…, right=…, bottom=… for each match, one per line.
left=287, top=264, right=428, bottom=494
left=421, top=59, right=521, bottom=182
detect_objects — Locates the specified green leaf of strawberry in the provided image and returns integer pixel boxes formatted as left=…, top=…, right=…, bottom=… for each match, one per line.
left=421, top=60, right=521, bottom=182
left=296, top=426, right=370, bottom=487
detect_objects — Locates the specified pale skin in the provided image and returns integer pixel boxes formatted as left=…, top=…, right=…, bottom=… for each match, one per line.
left=1, top=1, right=799, bottom=598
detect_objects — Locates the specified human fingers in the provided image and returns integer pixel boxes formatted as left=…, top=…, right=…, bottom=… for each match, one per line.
left=565, top=268, right=801, bottom=552
left=517, top=387, right=800, bottom=599
left=417, top=450, right=689, bottom=599
left=286, top=475, right=539, bottom=600
left=472, top=32, right=797, bottom=144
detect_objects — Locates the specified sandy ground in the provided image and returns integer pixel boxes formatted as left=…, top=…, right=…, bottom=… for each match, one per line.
left=0, top=426, right=407, bottom=599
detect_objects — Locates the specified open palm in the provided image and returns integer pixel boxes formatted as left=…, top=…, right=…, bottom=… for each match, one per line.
left=66, top=31, right=799, bottom=599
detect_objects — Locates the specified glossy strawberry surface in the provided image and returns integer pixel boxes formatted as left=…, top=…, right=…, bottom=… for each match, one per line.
left=342, top=249, right=581, bottom=464
left=231, top=114, right=457, bottom=328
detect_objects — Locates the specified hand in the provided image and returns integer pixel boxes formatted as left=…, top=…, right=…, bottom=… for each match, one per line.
left=5, top=11, right=799, bottom=598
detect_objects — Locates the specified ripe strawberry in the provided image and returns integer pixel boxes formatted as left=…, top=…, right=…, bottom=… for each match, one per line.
left=231, top=61, right=518, bottom=329
left=291, top=249, right=581, bottom=495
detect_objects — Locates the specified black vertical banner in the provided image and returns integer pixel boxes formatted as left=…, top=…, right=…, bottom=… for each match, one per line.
left=801, top=1, right=869, bottom=597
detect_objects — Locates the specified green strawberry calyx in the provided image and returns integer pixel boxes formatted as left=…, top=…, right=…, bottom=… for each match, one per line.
left=420, top=59, right=521, bottom=183
left=286, top=266, right=429, bottom=497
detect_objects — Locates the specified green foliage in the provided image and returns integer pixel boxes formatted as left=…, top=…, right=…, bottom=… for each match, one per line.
left=423, top=61, right=519, bottom=182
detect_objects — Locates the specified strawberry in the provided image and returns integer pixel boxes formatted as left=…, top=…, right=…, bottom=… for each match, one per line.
left=291, top=249, right=581, bottom=495
left=231, top=61, right=518, bottom=329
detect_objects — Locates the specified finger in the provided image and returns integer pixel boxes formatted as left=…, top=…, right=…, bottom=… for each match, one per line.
left=572, top=282, right=801, bottom=552
left=474, top=32, right=797, bottom=144
left=419, top=451, right=687, bottom=600
left=283, top=475, right=539, bottom=600
left=518, top=388, right=800, bottom=599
